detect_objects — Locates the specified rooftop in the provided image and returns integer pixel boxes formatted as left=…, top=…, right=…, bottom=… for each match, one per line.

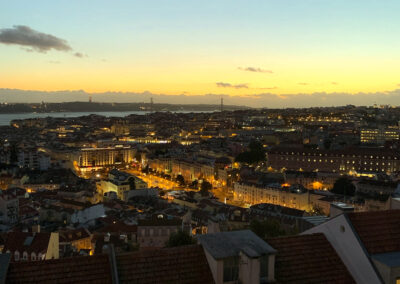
left=2, top=232, right=51, bottom=255
left=197, top=230, right=276, bottom=260
left=6, top=254, right=112, bottom=283
left=267, top=233, right=355, bottom=284
left=347, top=209, right=400, bottom=255
left=116, top=245, right=214, bottom=284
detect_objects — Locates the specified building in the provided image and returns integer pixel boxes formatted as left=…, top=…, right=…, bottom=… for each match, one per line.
left=2, top=232, right=59, bottom=262
left=59, top=228, right=92, bottom=256
left=17, top=150, right=50, bottom=171
left=0, top=191, right=18, bottom=224
left=304, top=209, right=400, bottom=284
left=198, top=230, right=277, bottom=284
left=137, top=214, right=182, bottom=248
left=3, top=244, right=214, bottom=283
left=360, top=128, right=399, bottom=145
left=76, top=146, right=136, bottom=172
left=233, top=182, right=310, bottom=210
left=97, top=169, right=147, bottom=201
left=268, top=146, right=400, bottom=174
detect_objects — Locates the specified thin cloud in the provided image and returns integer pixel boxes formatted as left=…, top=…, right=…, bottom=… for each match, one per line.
left=74, top=52, right=88, bottom=58
left=238, top=66, right=273, bottom=74
left=216, top=82, right=248, bottom=89
left=298, top=82, right=309, bottom=86
left=258, top=86, right=278, bottom=90
left=331, top=82, right=338, bottom=85
left=48, top=60, right=60, bottom=64
left=0, top=25, right=85, bottom=57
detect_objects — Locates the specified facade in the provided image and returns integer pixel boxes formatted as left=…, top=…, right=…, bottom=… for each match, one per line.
left=137, top=215, right=182, bottom=248
left=233, top=182, right=310, bottom=211
left=170, top=159, right=215, bottom=183
left=0, top=192, right=19, bottom=224
left=18, top=150, right=50, bottom=171
left=198, top=230, right=276, bottom=284
left=268, top=146, right=400, bottom=174
left=360, top=128, right=399, bottom=144
left=97, top=169, right=147, bottom=201
left=76, top=146, right=136, bottom=171
left=59, top=228, right=92, bottom=255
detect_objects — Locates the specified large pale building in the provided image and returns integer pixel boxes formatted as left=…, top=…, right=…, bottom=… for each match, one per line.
left=233, top=182, right=310, bottom=211
left=360, top=128, right=399, bottom=144
left=76, top=146, right=136, bottom=171
left=97, top=169, right=147, bottom=200
left=268, top=146, right=400, bottom=174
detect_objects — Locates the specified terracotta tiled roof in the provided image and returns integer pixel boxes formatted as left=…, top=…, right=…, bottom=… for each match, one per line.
left=6, top=254, right=112, bottom=284
left=2, top=232, right=51, bottom=256
left=116, top=245, right=215, bottom=284
left=347, top=209, right=400, bottom=255
left=268, top=233, right=355, bottom=284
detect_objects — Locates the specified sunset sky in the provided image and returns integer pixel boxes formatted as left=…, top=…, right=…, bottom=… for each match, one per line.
left=1, top=0, right=400, bottom=106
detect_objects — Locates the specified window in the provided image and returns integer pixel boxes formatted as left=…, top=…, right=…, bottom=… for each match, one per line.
left=260, top=255, right=269, bottom=279
left=223, top=257, right=239, bottom=282
left=31, top=253, right=36, bottom=261
left=14, top=251, right=20, bottom=261
left=23, top=252, right=28, bottom=261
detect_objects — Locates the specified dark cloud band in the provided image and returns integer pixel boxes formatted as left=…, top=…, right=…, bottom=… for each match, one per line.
left=216, top=82, right=248, bottom=89
left=238, top=67, right=273, bottom=73
left=0, top=25, right=85, bottom=57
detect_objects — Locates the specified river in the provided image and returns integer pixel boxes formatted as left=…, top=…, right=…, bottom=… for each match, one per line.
left=0, top=110, right=214, bottom=126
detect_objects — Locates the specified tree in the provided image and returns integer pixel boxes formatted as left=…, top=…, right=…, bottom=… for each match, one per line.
left=200, top=180, right=212, bottom=196
left=331, top=177, right=355, bottom=197
left=190, top=179, right=199, bottom=189
left=141, top=165, right=149, bottom=174
left=165, top=230, right=196, bottom=247
left=176, top=175, right=185, bottom=186
left=235, top=140, right=266, bottom=164
left=250, top=219, right=286, bottom=239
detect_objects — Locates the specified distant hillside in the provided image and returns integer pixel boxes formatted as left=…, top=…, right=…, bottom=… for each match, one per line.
left=0, top=102, right=250, bottom=114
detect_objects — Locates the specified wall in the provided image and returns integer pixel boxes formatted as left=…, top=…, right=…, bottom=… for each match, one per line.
left=45, top=232, right=60, bottom=260
left=304, top=214, right=381, bottom=284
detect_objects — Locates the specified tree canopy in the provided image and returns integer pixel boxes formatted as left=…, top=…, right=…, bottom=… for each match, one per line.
left=235, top=140, right=266, bottom=164
left=176, top=174, right=185, bottom=186
left=165, top=230, right=196, bottom=247
left=331, top=177, right=355, bottom=196
left=200, top=180, right=212, bottom=196
left=250, top=219, right=286, bottom=239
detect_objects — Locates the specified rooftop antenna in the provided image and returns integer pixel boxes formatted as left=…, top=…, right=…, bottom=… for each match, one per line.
left=220, top=97, right=224, bottom=112
left=89, top=96, right=92, bottom=103
left=150, top=97, right=154, bottom=112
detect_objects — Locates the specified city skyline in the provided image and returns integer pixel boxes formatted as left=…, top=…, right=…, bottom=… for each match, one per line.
left=2, top=1, right=400, bottom=107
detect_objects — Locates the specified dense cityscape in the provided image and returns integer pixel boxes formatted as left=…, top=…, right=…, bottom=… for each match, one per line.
left=3, top=0, right=400, bottom=283
left=0, top=104, right=400, bottom=283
